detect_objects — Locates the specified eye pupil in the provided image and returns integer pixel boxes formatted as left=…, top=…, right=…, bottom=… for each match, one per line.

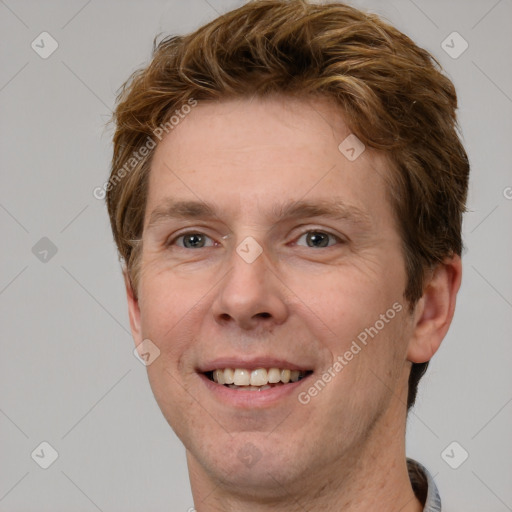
left=307, top=232, right=329, bottom=248
left=184, top=234, right=205, bottom=248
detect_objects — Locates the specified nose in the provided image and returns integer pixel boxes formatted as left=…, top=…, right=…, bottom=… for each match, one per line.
left=211, top=240, right=289, bottom=331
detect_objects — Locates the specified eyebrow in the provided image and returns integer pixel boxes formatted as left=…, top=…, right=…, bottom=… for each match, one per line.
left=146, top=197, right=372, bottom=230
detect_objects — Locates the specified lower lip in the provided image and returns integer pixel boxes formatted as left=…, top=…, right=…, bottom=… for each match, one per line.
left=198, top=373, right=312, bottom=408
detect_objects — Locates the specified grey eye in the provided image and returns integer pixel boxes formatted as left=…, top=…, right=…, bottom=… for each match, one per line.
left=174, top=233, right=215, bottom=248
left=296, top=231, right=338, bottom=248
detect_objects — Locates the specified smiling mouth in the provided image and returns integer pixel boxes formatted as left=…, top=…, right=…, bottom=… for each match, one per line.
left=204, top=368, right=313, bottom=391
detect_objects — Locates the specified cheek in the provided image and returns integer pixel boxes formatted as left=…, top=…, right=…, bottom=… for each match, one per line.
left=138, top=260, right=211, bottom=335
left=136, top=281, right=200, bottom=393
left=324, top=314, right=409, bottom=424
left=285, top=262, right=403, bottom=332
left=138, top=279, right=200, bottom=413
left=286, top=263, right=409, bottom=401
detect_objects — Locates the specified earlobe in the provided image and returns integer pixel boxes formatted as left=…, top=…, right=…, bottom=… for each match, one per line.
left=407, top=255, right=462, bottom=363
left=123, top=269, right=142, bottom=346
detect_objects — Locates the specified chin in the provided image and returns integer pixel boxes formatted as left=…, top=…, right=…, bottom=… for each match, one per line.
left=191, top=435, right=308, bottom=496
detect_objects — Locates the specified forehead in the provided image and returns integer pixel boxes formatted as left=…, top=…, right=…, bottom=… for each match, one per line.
left=146, top=95, right=394, bottom=227
left=153, top=95, right=352, bottom=162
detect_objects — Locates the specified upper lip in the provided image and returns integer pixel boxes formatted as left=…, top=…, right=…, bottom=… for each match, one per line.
left=197, top=357, right=314, bottom=373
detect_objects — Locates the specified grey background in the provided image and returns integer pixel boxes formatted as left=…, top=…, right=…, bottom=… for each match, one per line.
left=1, top=0, right=511, bottom=510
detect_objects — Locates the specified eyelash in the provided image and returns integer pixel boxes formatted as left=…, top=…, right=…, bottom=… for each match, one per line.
left=166, top=229, right=344, bottom=249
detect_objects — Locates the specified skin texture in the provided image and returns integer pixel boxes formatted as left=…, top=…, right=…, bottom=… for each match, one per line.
left=124, top=95, right=462, bottom=511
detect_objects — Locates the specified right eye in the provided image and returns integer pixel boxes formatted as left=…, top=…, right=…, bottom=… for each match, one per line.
left=167, top=232, right=217, bottom=249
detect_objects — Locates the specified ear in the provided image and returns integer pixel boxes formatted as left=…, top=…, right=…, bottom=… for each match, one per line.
left=407, top=254, right=462, bottom=363
left=123, top=269, right=142, bottom=347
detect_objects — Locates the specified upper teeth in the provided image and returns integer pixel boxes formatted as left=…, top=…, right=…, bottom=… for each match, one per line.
left=212, top=368, right=305, bottom=386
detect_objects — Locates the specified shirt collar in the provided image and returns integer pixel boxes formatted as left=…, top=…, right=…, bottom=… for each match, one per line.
left=407, top=458, right=442, bottom=512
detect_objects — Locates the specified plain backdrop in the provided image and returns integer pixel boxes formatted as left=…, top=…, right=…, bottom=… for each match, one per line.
left=1, top=0, right=511, bottom=511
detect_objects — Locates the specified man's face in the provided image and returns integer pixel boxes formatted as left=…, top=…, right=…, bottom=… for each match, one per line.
left=128, top=96, right=416, bottom=494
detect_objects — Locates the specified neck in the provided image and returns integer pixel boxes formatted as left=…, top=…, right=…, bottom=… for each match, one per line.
left=187, top=398, right=423, bottom=512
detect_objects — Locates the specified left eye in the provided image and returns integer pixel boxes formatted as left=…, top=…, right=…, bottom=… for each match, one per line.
left=171, top=233, right=216, bottom=249
left=295, top=231, right=340, bottom=248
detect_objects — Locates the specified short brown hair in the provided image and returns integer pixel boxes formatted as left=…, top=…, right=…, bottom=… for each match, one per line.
left=106, top=0, right=469, bottom=410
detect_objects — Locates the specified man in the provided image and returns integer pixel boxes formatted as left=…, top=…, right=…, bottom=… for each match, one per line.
left=105, top=1, right=469, bottom=510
